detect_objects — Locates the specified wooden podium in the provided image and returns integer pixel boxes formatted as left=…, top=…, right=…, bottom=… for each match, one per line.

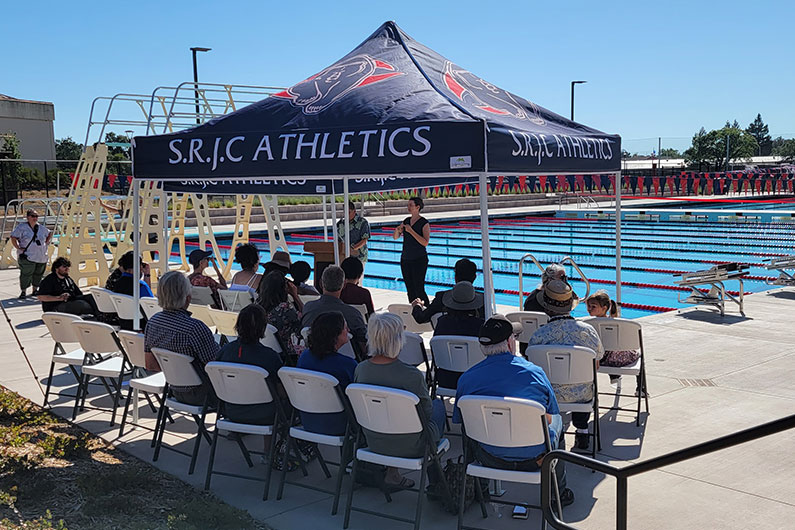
left=303, top=241, right=345, bottom=291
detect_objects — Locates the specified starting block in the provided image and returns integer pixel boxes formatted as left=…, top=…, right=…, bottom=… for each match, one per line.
left=764, top=255, right=795, bottom=287
left=675, top=263, right=748, bottom=316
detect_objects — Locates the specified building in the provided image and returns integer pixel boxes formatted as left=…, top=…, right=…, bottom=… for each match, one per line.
left=0, top=94, right=56, bottom=160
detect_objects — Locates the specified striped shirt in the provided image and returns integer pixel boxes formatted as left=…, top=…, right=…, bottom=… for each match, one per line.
left=144, top=309, right=219, bottom=392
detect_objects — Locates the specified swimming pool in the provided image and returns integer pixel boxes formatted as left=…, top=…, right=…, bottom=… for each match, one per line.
left=190, top=213, right=794, bottom=319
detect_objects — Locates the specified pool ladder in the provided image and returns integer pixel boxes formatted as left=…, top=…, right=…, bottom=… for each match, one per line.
left=517, top=254, right=591, bottom=309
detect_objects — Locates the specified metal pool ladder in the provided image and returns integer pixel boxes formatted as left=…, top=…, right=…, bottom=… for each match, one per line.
left=518, top=254, right=591, bottom=308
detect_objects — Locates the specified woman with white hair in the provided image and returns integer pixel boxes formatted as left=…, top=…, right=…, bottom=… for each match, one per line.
left=353, top=312, right=446, bottom=489
left=523, top=263, right=567, bottom=313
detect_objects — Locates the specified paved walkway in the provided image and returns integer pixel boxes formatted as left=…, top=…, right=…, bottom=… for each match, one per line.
left=1, top=269, right=794, bottom=529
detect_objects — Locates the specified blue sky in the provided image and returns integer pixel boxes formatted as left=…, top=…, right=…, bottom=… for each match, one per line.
left=3, top=0, right=793, bottom=154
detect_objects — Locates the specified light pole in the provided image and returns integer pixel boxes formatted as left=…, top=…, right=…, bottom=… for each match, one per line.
left=190, top=47, right=212, bottom=125
left=570, top=80, right=587, bottom=121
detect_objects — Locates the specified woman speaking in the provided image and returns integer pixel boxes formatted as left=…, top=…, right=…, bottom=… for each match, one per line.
left=393, top=196, right=431, bottom=306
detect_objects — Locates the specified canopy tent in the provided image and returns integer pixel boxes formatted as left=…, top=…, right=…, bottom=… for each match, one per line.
left=131, top=21, right=622, bottom=328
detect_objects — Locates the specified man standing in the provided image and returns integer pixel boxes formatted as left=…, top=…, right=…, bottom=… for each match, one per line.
left=10, top=209, right=52, bottom=299
left=337, top=201, right=370, bottom=265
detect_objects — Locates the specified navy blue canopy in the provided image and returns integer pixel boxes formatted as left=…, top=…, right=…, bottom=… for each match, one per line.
left=132, top=21, right=620, bottom=193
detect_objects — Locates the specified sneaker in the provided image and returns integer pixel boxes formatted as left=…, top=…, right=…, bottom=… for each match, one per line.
left=574, top=432, right=590, bottom=451
left=558, top=487, right=575, bottom=507
left=18, top=292, right=26, bottom=300
left=31, top=288, right=38, bottom=296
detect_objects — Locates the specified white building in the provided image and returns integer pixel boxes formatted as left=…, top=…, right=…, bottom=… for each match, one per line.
left=0, top=94, right=56, bottom=160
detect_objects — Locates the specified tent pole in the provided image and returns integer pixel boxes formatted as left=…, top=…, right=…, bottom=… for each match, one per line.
left=331, top=184, right=339, bottom=265
left=162, top=187, right=168, bottom=276
left=322, top=195, right=328, bottom=241
left=615, top=170, right=622, bottom=315
left=343, top=177, right=350, bottom=258
left=479, top=172, right=494, bottom=318
left=132, top=179, right=141, bottom=331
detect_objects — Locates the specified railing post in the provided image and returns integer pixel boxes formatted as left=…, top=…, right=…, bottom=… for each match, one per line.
left=616, top=476, right=628, bottom=530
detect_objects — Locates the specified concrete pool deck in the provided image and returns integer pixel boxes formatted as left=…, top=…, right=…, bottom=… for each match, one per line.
left=1, top=264, right=794, bottom=529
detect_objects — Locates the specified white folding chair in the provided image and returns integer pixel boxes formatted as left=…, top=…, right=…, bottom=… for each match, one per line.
left=344, top=384, right=452, bottom=530
left=261, top=323, right=285, bottom=355
left=203, top=362, right=281, bottom=498
left=188, top=303, right=216, bottom=333
left=429, top=336, right=485, bottom=398
left=399, top=332, right=432, bottom=384
left=90, top=287, right=118, bottom=315
left=506, top=311, right=549, bottom=342
left=208, top=307, right=238, bottom=344
left=71, top=321, right=133, bottom=426
left=117, top=331, right=166, bottom=439
left=41, top=312, right=88, bottom=407
left=150, top=347, right=213, bottom=475
left=584, top=317, right=649, bottom=425
left=429, top=312, right=442, bottom=330
left=108, top=292, right=145, bottom=329
left=277, top=367, right=353, bottom=514
left=191, top=285, right=217, bottom=307
left=350, top=303, right=369, bottom=320
left=525, top=345, right=600, bottom=458
left=140, top=297, right=162, bottom=320
left=300, top=294, right=320, bottom=304
left=456, top=396, right=563, bottom=530
left=220, top=289, right=255, bottom=312
left=388, top=303, right=433, bottom=334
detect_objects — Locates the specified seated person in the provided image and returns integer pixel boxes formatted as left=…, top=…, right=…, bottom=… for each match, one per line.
left=187, top=249, right=227, bottom=309
left=340, top=256, right=374, bottom=317
left=229, top=243, right=262, bottom=294
left=296, top=311, right=358, bottom=435
left=291, top=261, right=319, bottom=296
left=586, top=290, right=641, bottom=386
left=112, top=251, right=154, bottom=298
left=37, top=257, right=98, bottom=316
left=262, top=250, right=291, bottom=277
left=433, top=281, right=485, bottom=390
left=411, top=258, right=481, bottom=324
left=354, top=312, right=446, bottom=489
left=258, top=271, right=304, bottom=361
left=302, top=266, right=367, bottom=359
left=520, top=263, right=567, bottom=355
left=529, top=280, right=603, bottom=451
left=144, top=271, right=220, bottom=405
left=453, top=314, right=574, bottom=506
left=216, top=304, right=283, bottom=425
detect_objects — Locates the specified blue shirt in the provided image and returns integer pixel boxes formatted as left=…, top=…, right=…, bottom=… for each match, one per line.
left=453, top=352, right=560, bottom=461
left=119, top=272, right=154, bottom=298
left=296, top=349, right=358, bottom=436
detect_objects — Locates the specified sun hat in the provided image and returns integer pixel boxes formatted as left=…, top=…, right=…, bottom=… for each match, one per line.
left=537, top=279, right=578, bottom=315
left=442, top=281, right=484, bottom=311
left=478, top=314, right=523, bottom=345
left=266, top=250, right=292, bottom=270
left=188, top=249, right=213, bottom=267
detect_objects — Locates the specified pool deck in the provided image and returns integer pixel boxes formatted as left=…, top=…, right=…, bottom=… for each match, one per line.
left=1, top=264, right=794, bottom=530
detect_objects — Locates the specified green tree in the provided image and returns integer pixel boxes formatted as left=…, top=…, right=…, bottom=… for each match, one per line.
left=684, top=125, right=757, bottom=168
left=683, top=127, right=711, bottom=166
left=659, top=148, right=681, bottom=158
left=745, top=114, right=772, bottom=155
left=55, top=136, right=84, bottom=161
left=772, top=137, right=795, bottom=161
left=104, top=132, right=131, bottom=161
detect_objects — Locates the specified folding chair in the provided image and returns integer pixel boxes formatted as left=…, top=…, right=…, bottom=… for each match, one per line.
left=90, top=287, right=118, bottom=315
left=188, top=303, right=216, bottom=333
left=344, top=384, right=452, bottom=530
left=277, top=367, right=354, bottom=514
left=300, top=294, right=320, bottom=305
left=150, top=347, right=214, bottom=475
left=71, top=321, right=133, bottom=426
left=208, top=307, right=238, bottom=344
left=262, top=323, right=285, bottom=355
left=203, top=362, right=281, bottom=498
left=350, top=304, right=369, bottom=321
left=140, top=297, right=162, bottom=320
left=583, top=317, right=649, bottom=425
left=525, top=345, right=600, bottom=458
left=191, top=285, right=218, bottom=307
left=388, top=303, right=433, bottom=334
left=399, top=332, right=432, bottom=386
left=41, top=312, right=88, bottom=407
left=506, top=311, right=549, bottom=342
left=220, top=289, right=255, bottom=312
left=456, top=396, right=563, bottom=530
left=108, top=292, right=146, bottom=330
left=429, top=336, right=485, bottom=399
left=117, top=331, right=166, bottom=439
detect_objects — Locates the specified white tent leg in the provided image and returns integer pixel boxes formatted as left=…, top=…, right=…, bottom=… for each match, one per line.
left=133, top=179, right=141, bottom=331
left=322, top=195, right=328, bottom=242
left=615, top=171, right=622, bottom=316
left=331, top=187, right=339, bottom=266
left=479, top=172, right=495, bottom=318
left=343, top=177, right=350, bottom=257
left=162, top=188, right=168, bottom=275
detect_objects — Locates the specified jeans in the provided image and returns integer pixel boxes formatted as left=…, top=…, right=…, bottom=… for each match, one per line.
left=400, top=257, right=429, bottom=306
left=18, top=257, right=46, bottom=291
left=53, top=295, right=98, bottom=317
left=430, top=398, right=446, bottom=436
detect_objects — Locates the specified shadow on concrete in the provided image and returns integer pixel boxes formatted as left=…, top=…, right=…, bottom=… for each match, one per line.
left=765, top=290, right=795, bottom=300
left=16, top=319, right=43, bottom=329
left=677, top=310, right=753, bottom=325
left=2, top=297, right=42, bottom=309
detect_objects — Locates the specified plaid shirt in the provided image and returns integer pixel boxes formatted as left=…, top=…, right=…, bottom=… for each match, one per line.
left=144, top=309, right=219, bottom=392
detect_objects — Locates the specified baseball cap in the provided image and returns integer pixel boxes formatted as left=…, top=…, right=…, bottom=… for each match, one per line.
left=478, top=314, right=523, bottom=345
left=188, top=249, right=213, bottom=267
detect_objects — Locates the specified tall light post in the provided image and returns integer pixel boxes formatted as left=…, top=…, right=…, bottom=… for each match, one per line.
left=570, top=80, right=587, bottom=121
left=190, top=47, right=212, bottom=125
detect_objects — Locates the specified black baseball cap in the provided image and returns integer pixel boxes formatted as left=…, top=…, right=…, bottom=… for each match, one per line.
left=188, top=249, right=213, bottom=267
left=478, top=314, right=523, bottom=345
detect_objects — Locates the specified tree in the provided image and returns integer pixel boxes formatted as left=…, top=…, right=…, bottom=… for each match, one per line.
left=104, top=132, right=132, bottom=161
left=745, top=114, right=772, bottom=155
left=683, top=127, right=711, bottom=166
left=684, top=125, right=757, bottom=169
left=772, top=137, right=795, bottom=162
left=55, top=136, right=84, bottom=161
left=659, top=148, right=681, bottom=158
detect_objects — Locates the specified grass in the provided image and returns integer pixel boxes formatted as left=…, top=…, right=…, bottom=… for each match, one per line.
left=0, top=387, right=269, bottom=530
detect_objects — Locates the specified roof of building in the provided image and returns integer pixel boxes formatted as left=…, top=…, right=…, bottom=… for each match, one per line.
left=0, top=94, right=54, bottom=106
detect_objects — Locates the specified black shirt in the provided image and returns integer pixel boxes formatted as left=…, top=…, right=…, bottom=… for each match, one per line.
left=37, top=272, right=84, bottom=312
left=401, top=216, right=429, bottom=261
left=523, top=288, right=544, bottom=312
left=216, top=340, right=283, bottom=423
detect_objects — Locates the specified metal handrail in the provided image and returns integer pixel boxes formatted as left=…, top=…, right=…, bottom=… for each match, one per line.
left=517, top=254, right=591, bottom=308
left=560, top=256, right=591, bottom=301
left=540, top=413, right=795, bottom=530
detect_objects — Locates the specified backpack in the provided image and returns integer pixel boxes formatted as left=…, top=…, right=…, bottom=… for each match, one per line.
left=435, top=456, right=489, bottom=514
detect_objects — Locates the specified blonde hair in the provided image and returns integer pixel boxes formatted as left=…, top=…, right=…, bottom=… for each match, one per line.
left=587, top=289, right=618, bottom=317
left=367, top=312, right=404, bottom=359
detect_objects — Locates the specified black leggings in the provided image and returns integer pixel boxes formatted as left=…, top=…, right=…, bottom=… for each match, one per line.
left=401, top=257, right=429, bottom=306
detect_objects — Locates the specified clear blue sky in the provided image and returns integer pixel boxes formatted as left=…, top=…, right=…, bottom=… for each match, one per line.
left=3, top=0, right=793, bottom=154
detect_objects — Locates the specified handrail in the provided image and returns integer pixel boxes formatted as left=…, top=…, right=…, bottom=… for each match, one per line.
left=517, top=254, right=591, bottom=308
left=560, top=256, right=591, bottom=301
left=540, top=413, right=795, bottom=530
left=518, top=253, right=545, bottom=308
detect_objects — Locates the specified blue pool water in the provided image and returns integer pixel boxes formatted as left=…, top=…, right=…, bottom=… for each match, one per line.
left=189, top=214, right=794, bottom=319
